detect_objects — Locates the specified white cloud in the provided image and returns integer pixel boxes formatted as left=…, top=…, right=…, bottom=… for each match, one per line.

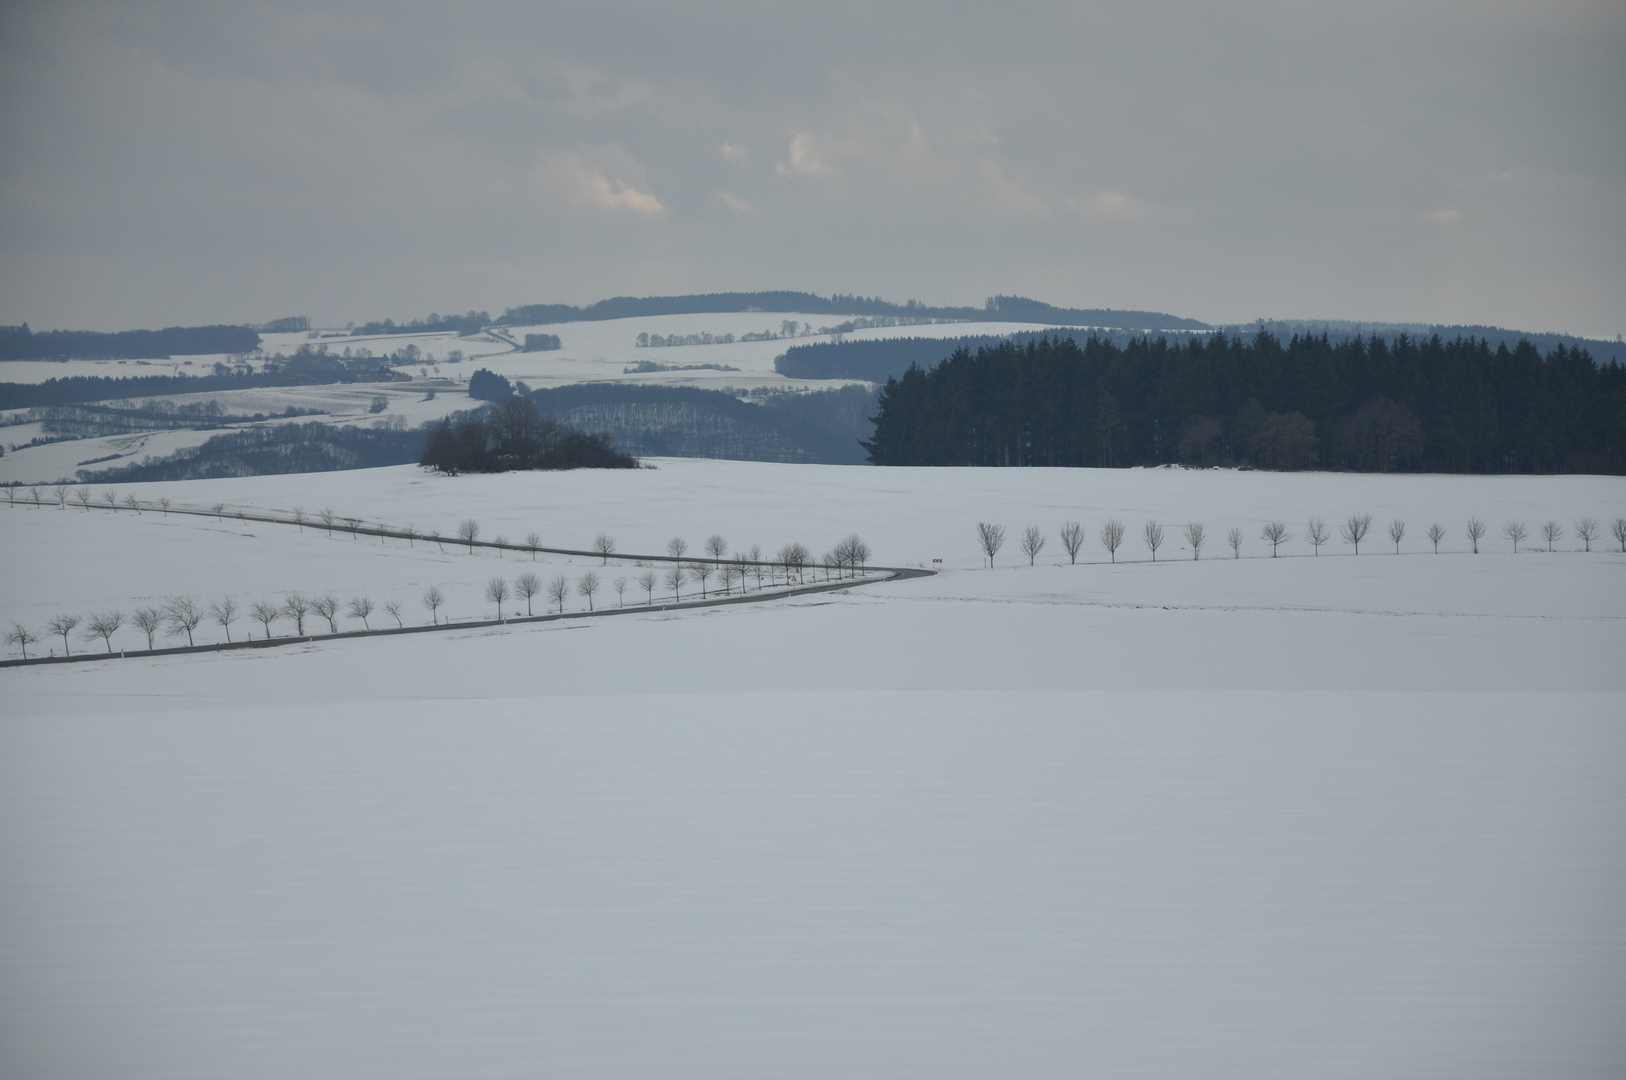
left=719, top=142, right=749, bottom=164
left=714, top=190, right=756, bottom=214
left=536, top=148, right=664, bottom=216
left=775, top=133, right=833, bottom=179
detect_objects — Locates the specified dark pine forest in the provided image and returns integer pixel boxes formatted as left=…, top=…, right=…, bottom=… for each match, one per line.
left=863, top=332, right=1626, bottom=474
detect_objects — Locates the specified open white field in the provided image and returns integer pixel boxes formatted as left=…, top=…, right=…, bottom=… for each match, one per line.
left=3, top=462, right=1624, bottom=1079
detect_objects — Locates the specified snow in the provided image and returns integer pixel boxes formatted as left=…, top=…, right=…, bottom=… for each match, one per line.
left=3, top=461, right=1624, bottom=1078
left=1, top=314, right=1045, bottom=485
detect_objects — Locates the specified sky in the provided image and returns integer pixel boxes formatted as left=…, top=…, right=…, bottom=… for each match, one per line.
left=0, top=0, right=1622, bottom=336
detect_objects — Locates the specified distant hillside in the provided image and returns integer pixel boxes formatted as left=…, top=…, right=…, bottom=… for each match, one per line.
left=498, top=292, right=1208, bottom=332
left=0, top=324, right=260, bottom=361
left=1219, top=320, right=1626, bottom=367
left=527, top=383, right=877, bottom=464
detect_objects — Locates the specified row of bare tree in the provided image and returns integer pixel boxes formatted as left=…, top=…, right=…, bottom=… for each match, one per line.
left=974, top=515, right=1626, bottom=565
left=3, top=532, right=879, bottom=658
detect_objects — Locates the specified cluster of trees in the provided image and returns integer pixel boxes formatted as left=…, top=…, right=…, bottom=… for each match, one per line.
left=420, top=398, right=637, bottom=474
left=971, top=514, right=1626, bottom=566
left=349, top=311, right=489, bottom=337
left=0, top=323, right=261, bottom=360
left=467, top=368, right=516, bottom=401
left=521, top=334, right=561, bottom=352
left=864, top=333, right=1626, bottom=474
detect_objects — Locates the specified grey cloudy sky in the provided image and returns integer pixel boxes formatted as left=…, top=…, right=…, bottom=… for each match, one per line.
left=2, top=1, right=1622, bottom=335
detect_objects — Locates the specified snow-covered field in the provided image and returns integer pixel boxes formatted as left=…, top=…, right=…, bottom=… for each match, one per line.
left=3, top=461, right=1625, bottom=1078
left=0, top=314, right=1043, bottom=485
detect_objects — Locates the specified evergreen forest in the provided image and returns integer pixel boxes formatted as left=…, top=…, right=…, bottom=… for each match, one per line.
left=863, top=333, right=1626, bottom=474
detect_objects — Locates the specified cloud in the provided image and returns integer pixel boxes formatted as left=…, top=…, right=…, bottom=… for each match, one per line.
left=776, top=133, right=833, bottom=179
left=1423, top=208, right=1463, bottom=225
left=719, top=142, right=749, bottom=164
left=714, top=190, right=756, bottom=214
left=536, top=148, right=664, bottom=216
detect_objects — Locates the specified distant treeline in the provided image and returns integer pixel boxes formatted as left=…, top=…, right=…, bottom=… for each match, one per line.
left=521, top=333, right=561, bottom=351
left=421, top=399, right=637, bottom=474
left=350, top=311, right=490, bottom=337
left=775, top=329, right=1193, bottom=382
left=81, top=422, right=427, bottom=483
left=527, top=382, right=877, bottom=465
left=0, top=324, right=261, bottom=361
left=863, top=333, right=1626, bottom=474
left=0, top=350, right=406, bottom=411
left=497, top=292, right=1207, bottom=332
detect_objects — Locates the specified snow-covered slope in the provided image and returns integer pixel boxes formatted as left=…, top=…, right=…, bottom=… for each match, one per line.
left=2, top=462, right=1623, bottom=1079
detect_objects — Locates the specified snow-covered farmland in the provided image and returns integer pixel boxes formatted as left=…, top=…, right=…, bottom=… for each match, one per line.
left=0, top=314, right=1043, bottom=485
left=3, top=461, right=1624, bottom=1079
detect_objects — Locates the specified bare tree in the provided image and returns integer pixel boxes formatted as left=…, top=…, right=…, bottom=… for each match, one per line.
left=1502, top=520, right=1527, bottom=553
left=344, top=516, right=361, bottom=540
left=577, top=571, right=601, bottom=610
left=1305, top=517, right=1330, bottom=555
left=347, top=596, right=373, bottom=629
left=28, top=486, right=41, bottom=509
left=1613, top=518, right=1626, bottom=553
left=165, top=597, right=203, bottom=646
left=1183, top=522, right=1205, bottom=560
left=47, top=614, right=81, bottom=655
left=515, top=572, right=542, bottom=616
left=210, top=596, right=238, bottom=642
left=1143, top=520, right=1165, bottom=561
left=1341, top=513, right=1373, bottom=554
left=1100, top=519, right=1125, bottom=562
left=1427, top=523, right=1446, bottom=553
left=781, top=542, right=810, bottom=582
left=86, top=611, right=123, bottom=652
left=1227, top=526, right=1243, bottom=558
left=1387, top=518, right=1406, bottom=553
left=976, top=522, right=1006, bottom=567
left=492, top=535, right=507, bottom=557
left=638, top=570, right=658, bottom=604
left=422, top=586, right=445, bottom=625
left=122, top=494, right=141, bottom=513
left=133, top=606, right=165, bottom=647
left=1020, top=525, right=1046, bottom=565
left=688, top=560, right=714, bottom=597
left=249, top=601, right=280, bottom=639
left=383, top=599, right=404, bottom=628
left=53, top=485, right=68, bottom=509
left=613, top=577, right=628, bottom=607
left=547, top=574, right=570, bottom=613
left=282, top=593, right=310, bottom=635
left=458, top=518, right=481, bottom=552
left=846, top=535, right=871, bottom=574
left=1575, top=517, right=1599, bottom=552
left=1466, top=516, right=1487, bottom=554
left=1059, top=521, right=1085, bottom=564
left=102, top=489, right=117, bottom=511
left=663, top=564, right=686, bottom=601
left=525, top=531, right=541, bottom=560
left=705, top=534, right=728, bottom=565
left=320, top=507, right=336, bottom=535
left=1540, top=521, right=1563, bottom=552
left=589, top=534, right=616, bottom=564
left=311, top=594, right=341, bottom=633
left=485, top=577, right=510, bottom=619
left=668, top=537, right=688, bottom=560
left=3, top=487, right=15, bottom=508
left=6, top=623, right=38, bottom=659
left=292, top=505, right=305, bottom=530
left=747, top=545, right=765, bottom=589
left=403, top=523, right=418, bottom=547
left=158, top=496, right=171, bottom=515
left=1260, top=521, right=1289, bottom=556
left=77, top=487, right=94, bottom=511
